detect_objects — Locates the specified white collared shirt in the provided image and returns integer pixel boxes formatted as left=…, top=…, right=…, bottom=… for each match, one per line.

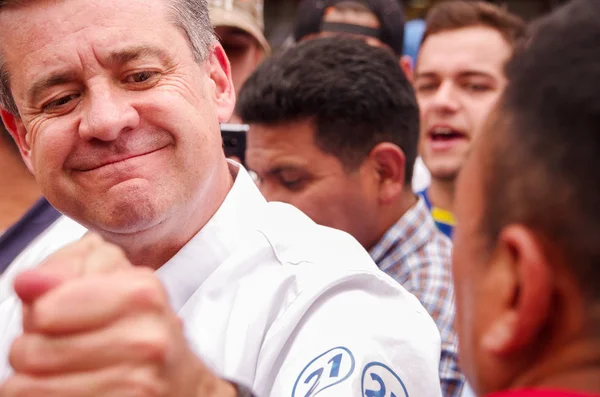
left=0, top=164, right=443, bottom=397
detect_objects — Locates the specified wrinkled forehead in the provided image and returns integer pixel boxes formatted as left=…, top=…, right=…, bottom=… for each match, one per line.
left=0, top=0, right=173, bottom=73
left=0, top=0, right=180, bottom=96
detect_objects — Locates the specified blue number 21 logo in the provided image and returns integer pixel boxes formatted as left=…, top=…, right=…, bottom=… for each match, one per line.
left=361, top=362, right=409, bottom=397
left=292, top=347, right=355, bottom=397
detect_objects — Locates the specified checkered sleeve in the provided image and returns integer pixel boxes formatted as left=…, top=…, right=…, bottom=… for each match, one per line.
left=407, top=235, right=464, bottom=397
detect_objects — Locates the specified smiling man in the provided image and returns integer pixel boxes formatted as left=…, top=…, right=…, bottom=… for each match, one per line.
left=414, top=1, right=525, bottom=238
left=0, top=0, right=443, bottom=396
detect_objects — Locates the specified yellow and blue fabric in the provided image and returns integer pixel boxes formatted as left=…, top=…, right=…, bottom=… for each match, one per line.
left=419, top=189, right=456, bottom=239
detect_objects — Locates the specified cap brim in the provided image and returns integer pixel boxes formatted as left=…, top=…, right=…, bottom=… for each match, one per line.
left=210, top=8, right=271, bottom=54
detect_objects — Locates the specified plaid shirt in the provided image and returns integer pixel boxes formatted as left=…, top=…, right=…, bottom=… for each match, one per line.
left=370, top=197, right=464, bottom=397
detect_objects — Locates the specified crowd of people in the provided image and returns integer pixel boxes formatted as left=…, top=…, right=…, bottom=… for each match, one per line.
left=0, top=0, right=598, bottom=396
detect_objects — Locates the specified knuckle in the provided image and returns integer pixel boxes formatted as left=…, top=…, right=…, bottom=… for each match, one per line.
left=126, top=271, right=168, bottom=311
left=125, top=367, right=169, bottom=397
left=1, top=374, right=39, bottom=397
left=130, top=323, right=171, bottom=363
left=9, top=335, right=42, bottom=373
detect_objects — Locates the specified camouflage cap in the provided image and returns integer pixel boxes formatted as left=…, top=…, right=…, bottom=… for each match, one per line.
left=209, top=0, right=271, bottom=54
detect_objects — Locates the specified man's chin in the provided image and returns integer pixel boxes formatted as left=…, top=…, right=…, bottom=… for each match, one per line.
left=427, top=164, right=462, bottom=182
left=80, top=199, right=164, bottom=237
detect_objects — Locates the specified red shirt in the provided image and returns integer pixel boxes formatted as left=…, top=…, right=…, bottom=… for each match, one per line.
left=488, top=391, right=600, bottom=397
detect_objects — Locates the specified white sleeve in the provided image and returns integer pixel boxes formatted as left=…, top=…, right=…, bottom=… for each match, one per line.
left=255, top=272, right=443, bottom=397
left=0, top=296, right=22, bottom=382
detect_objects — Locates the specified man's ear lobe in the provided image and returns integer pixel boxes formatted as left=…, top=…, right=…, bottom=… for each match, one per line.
left=208, top=44, right=236, bottom=123
left=1, top=109, right=34, bottom=172
left=481, top=225, right=552, bottom=356
left=368, top=142, right=407, bottom=204
left=400, top=55, right=413, bottom=82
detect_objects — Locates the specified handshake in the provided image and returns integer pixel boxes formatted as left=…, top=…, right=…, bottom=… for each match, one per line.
left=0, top=234, right=237, bottom=397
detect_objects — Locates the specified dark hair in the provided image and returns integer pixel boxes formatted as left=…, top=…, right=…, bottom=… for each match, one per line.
left=422, top=1, right=526, bottom=49
left=237, top=36, right=419, bottom=183
left=483, top=0, right=600, bottom=301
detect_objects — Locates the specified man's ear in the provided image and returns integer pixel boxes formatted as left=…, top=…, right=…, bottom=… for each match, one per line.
left=1, top=109, right=34, bottom=172
left=208, top=43, right=236, bottom=123
left=400, top=55, right=413, bottom=82
left=368, top=142, right=407, bottom=205
left=481, top=225, right=553, bottom=356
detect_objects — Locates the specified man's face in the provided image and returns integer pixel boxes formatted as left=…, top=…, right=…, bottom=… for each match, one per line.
left=0, top=0, right=233, bottom=235
left=246, top=120, right=381, bottom=248
left=415, top=26, right=511, bottom=181
left=215, top=26, right=264, bottom=97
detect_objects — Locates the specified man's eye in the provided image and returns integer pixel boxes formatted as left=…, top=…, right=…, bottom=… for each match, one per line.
left=125, top=71, right=158, bottom=84
left=43, top=93, right=80, bottom=111
left=280, top=176, right=304, bottom=191
left=465, top=83, right=490, bottom=92
left=416, top=83, right=438, bottom=93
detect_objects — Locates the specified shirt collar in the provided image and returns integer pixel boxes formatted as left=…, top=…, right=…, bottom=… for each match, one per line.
left=369, top=197, right=438, bottom=268
left=156, top=161, right=266, bottom=312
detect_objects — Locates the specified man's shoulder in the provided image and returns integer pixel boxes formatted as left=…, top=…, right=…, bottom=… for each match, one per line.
left=0, top=216, right=87, bottom=303
left=255, top=201, right=388, bottom=278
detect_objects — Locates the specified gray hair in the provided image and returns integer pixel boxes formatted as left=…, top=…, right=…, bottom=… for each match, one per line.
left=0, top=0, right=216, bottom=115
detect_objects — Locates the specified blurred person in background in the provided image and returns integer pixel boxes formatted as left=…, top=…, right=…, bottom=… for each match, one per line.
left=414, top=1, right=525, bottom=238
left=295, top=0, right=431, bottom=191
left=209, top=0, right=270, bottom=123
left=452, top=0, right=600, bottom=395
left=238, top=36, right=463, bottom=397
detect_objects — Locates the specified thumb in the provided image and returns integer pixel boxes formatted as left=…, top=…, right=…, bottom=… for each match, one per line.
left=14, top=270, right=64, bottom=305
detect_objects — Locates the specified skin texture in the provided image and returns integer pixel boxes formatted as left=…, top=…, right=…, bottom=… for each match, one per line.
left=414, top=26, right=511, bottom=211
left=452, top=127, right=600, bottom=396
left=246, top=119, right=414, bottom=250
left=0, top=0, right=238, bottom=395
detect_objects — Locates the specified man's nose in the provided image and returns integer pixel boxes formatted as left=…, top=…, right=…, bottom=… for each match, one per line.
left=431, top=81, right=460, bottom=113
left=78, top=82, right=140, bottom=142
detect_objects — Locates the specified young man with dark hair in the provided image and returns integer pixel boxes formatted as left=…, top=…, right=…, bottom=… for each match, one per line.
left=453, top=0, right=600, bottom=396
left=414, top=0, right=525, bottom=238
left=238, top=36, right=463, bottom=397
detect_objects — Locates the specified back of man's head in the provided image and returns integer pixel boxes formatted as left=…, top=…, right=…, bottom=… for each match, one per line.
left=453, top=0, right=600, bottom=395
left=237, top=36, right=419, bottom=182
left=488, top=0, right=600, bottom=307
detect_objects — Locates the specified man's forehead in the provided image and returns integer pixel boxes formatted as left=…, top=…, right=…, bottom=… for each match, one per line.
left=417, top=26, right=511, bottom=77
left=0, top=0, right=177, bottom=87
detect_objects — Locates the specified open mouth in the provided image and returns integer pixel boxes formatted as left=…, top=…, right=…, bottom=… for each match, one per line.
left=429, top=126, right=466, bottom=142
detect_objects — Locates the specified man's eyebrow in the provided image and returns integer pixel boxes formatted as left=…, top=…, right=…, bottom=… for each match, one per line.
left=413, top=71, right=441, bottom=81
left=267, top=165, right=303, bottom=175
left=27, top=70, right=79, bottom=105
left=26, top=46, right=174, bottom=105
left=415, top=70, right=495, bottom=80
left=108, top=45, right=173, bottom=66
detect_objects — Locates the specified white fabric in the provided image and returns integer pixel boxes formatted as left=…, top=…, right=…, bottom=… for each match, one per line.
left=0, top=215, right=87, bottom=303
left=0, top=164, right=442, bottom=397
left=413, top=156, right=431, bottom=193
left=462, top=383, right=477, bottom=397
